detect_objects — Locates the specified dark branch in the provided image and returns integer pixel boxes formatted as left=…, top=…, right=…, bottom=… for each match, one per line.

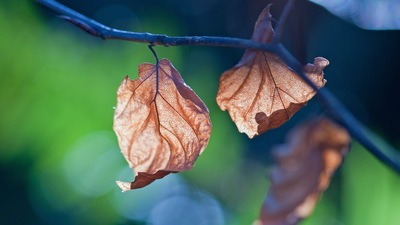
left=272, top=0, right=296, bottom=43
left=37, top=0, right=275, bottom=51
left=37, top=0, right=400, bottom=173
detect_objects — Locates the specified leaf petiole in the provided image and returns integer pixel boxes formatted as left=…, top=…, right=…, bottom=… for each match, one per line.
left=148, top=45, right=160, bottom=102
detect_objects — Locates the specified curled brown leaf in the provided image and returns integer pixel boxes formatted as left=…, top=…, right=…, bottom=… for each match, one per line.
left=216, top=5, right=328, bottom=138
left=113, top=59, right=211, bottom=191
left=259, top=118, right=351, bottom=225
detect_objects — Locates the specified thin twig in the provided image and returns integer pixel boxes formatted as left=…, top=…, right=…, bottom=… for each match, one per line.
left=37, top=0, right=400, bottom=173
left=148, top=45, right=160, bottom=102
left=37, top=0, right=274, bottom=52
left=272, top=0, right=296, bottom=43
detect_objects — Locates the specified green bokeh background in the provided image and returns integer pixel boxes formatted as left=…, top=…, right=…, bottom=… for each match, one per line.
left=1, top=1, right=399, bottom=224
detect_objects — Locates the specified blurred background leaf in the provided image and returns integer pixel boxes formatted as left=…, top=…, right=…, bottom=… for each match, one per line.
left=1, top=0, right=399, bottom=224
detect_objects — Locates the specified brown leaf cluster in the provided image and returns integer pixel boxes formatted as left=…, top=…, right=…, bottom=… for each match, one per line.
left=113, top=59, right=211, bottom=191
left=216, top=5, right=329, bottom=138
left=259, top=118, right=351, bottom=225
left=112, top=4, right=333, bottom=198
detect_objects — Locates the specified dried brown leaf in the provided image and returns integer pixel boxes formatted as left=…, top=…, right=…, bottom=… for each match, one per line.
left=113, top=58, right=211, bottom=191
left=216, top=5, right=329, bottom=138
left=259, top=118, right=351, bottom=225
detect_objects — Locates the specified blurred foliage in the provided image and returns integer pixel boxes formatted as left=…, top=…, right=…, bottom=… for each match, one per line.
left=342, top=143, right=400, bottom=225
left=1, top=1, right=400, bottom=225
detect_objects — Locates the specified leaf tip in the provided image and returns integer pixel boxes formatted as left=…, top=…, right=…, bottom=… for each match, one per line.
left=304, top=57, right=330, bottom=75
left=314, top=57, right=330, bottom=70
left=116, top=180, right=132, bottom=192
left=252, top=4, right=274, bottom=43
left=303, top=57, right=329, bottom=88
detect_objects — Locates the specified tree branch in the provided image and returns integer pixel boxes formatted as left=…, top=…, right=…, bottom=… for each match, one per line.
left=37, top=0, right=400, bottom=173
left=272, top=0, right=296, bottom=43
left=37, top=0, right=275, bottom=51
